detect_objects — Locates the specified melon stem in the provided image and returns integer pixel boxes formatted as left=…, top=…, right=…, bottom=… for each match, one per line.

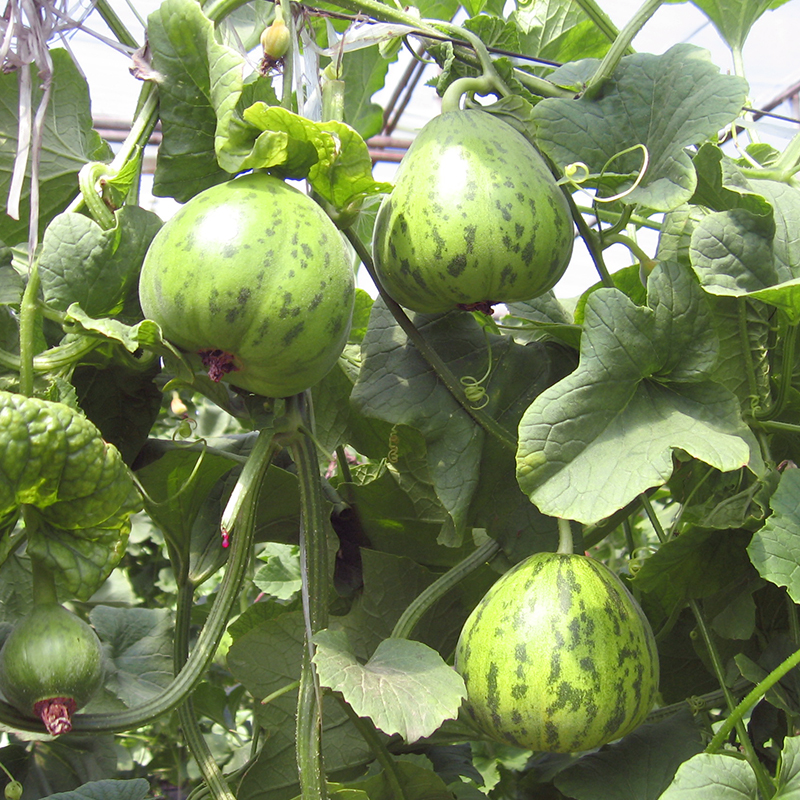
left=556, top=518, right=574, bottom=555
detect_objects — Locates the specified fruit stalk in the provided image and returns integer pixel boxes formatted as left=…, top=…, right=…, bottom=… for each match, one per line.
left=391, top=538, right=501, bottom=640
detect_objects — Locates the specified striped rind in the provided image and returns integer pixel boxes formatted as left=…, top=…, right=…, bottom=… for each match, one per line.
left=455, top=553, right=659, bottom=753
left=139, top=172, right=355, bottom=398
left=371, top=109, right=574, bottom=313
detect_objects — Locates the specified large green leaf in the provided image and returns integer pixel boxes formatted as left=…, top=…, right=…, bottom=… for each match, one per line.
left=516, top=261, right=763, bottom=524
left=531, top=44, right=748, bottom=211
left=689, top=153, right=800, bottom=321
left=147, top=0, right=230, bottom=200
left=0, top=391, right=141, bottom=599
left=227, top=610, right=374, bottom=800
left=352, top=300, right=569, bottom=544
left=312, top=629, right=466, bottom=743
left=553, top=710, right=704, bottom=800
left=34, top=779, right=151, bottom=800
left=38, top=207, right=162, bottom=317
left=667, top=0, right=793, bottom=52
left=0, top=49, right=111, bottom=246
left=659, top=751, right=758, bottom=799
left=90, top=606, right=173, bottom=708
left=512, top=0, right=613, bottom=66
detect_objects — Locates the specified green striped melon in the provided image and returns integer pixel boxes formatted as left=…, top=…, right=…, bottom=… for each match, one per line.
left=455, top=552, right=659, bottom=753
left=139, top=172, right=354, bottom=398
left=371, top=109, right=574, bottom=314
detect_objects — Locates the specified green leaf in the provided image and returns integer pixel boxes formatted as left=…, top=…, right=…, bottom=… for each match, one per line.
left=516, top=262, right=763, bottom=524
left=90, top=606, right=173, bottom=708
left=659, top=752, right=758, bottom=798
left=532, top=44, right=748, bottom=211
left=235, top=105, right=392, bottom=209
left=39, top=779, right=151, bottom=800
left=313, top=629, right=466, bottom=743
left=340, top=48, right=390, bottom=139
left=553, top=710, right=704, bottom=800
left=147, top=0, right=233, bottom=200
left=254, top=543, right=302, bottom=600
left=356, top=759, right=455, bottom=800
left=633, top=528, right=754, bottom=611
left=38, top=207, right=162, bottom=318
left=512, top=0, right=613, bottom=66
left=0, top=391, right=141, bottom=599
left=775, top=735, right=800, bottom=797
left=72, top=362, right=163, bottom=467
left=353, top=300, right=568, bottom=544
left=747, top=469, right=800, bottom=602
left=680, top=0, right=793, bottom=52
left=0, top=49, right=112, bottom=247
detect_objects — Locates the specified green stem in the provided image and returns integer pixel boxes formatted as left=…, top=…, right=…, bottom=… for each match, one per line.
left=28, top=542, right=58, bottom=606
left=391, top=538, right=501, bottom=640
left=287, top=393, right=330, bottom=800
left=279, top=0, right=295, bottom=110
left=94, top=0, right=141, bottom=48
left=441, top=75, right=495, bottom=113
left=17, top=255, right=41, bottom=397
left=755, top=315, right=797, bottom=421
left=175, top=582, right=236, bottom=800
left=343, top=228, right=517, bottom=453
left=603, top=233, right=654, bottom=268
left=737, top=297, right=763, bottom=418
left=0, top=335, right=101, bottom=374
left=755, top=419, right=800, bottom=435
left=690, top=598, right=774, bottom=796
left=338, top=699, right=409, bottom=800
left=707, top=647, right=800, bottom=755
left=564, top=190, right=614, bottom=288
left=572, top=0, right=628, bottom=47
left=576, top=205, right=662, bottom=231
left=556, top=518, right=574, bottom=555
left=582, top=0, right=664, bottom=102
left=434, top=22, right=511, bottom=106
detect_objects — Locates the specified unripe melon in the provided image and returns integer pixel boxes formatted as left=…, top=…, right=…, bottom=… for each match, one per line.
left=139, top=172, right=355, bottom=398
left=372, top=109, right=574, bottom=314
left=455, top=552, right=659, bottom=753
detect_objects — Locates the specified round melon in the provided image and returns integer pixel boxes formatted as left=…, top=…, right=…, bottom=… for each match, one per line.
left=0, top=603, right=104, bottom=735
left=372, top=109, right=574, bottom=314
left=139, top=172, right=355, bottom=398
left=455, top=552, right=659, bottom=753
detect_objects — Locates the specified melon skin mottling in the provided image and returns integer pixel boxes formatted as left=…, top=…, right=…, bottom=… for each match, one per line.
left=139, top=172, right=355, bottom=398
left=455, top=552, right=659, bottom=754
left=371, top=109, right=574, bottom=314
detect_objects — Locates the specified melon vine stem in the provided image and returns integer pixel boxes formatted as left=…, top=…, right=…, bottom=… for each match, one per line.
left=286, top=393, right=329, bottom=800
left=391, top=537, right=501, bottom=640
left=343, top=229, right=517, bottom=454
left=582, top=0, right=665, bottom=102
left=175, top=581, right=236, bottom=800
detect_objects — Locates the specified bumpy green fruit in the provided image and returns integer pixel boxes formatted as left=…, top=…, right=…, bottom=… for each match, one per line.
left=0, top=604, right=104, bottom=735
left=372, top=109, right=574, bottom=314
left=455, top=552, right=659, bottom=753
left=139, top=172, right=355, bottom=398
